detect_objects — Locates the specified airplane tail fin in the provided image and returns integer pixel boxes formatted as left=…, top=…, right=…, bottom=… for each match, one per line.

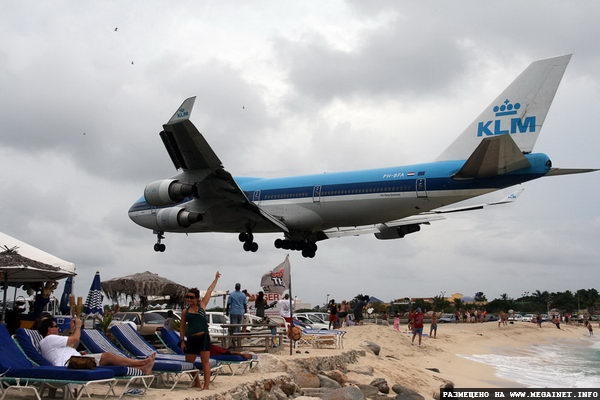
left=436, top=55, right=571, bottom=162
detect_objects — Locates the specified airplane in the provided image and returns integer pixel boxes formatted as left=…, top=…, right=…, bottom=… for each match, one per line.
left=128, top=54, right=597, bottom=258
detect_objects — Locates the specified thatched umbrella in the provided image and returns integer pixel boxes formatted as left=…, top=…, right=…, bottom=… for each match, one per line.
left=101, top=271, right=188, bottom=307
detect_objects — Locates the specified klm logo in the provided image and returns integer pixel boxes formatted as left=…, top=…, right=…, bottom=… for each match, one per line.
left=477, top=99, right=536, bottom=136
left=176, top=108, right=189, bottom=119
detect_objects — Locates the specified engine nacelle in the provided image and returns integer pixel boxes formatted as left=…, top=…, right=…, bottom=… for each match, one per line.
left=144, top=179, right=197, bottom=206
left=156, top=207, right=203, bottom=230
left=374, top=224, right=421, bottom=240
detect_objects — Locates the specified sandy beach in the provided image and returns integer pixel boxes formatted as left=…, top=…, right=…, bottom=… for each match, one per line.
left=7, top=320, right=591, bottom=399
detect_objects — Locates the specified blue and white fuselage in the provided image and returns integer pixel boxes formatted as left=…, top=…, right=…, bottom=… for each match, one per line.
left=128, top=55, right=596, bottom=257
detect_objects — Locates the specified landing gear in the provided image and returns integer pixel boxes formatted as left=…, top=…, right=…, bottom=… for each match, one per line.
left=238, top=231, right=258, bottom=252
left=153, top=231, right=166, bottom=252
left=274, top=238, right=317, bottom=258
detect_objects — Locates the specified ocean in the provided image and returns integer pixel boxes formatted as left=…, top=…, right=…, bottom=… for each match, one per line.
left=460, top=332, right=600, bottom=388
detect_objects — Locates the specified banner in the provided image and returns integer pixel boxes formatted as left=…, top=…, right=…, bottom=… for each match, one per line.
left=260, top=255, right=290, bottom=295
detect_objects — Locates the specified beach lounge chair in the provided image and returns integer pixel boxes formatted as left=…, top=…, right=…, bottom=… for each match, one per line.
left=0, top=324, right=116, bottom=400
left=79, top=328, right=200, bottom=390
left=297, top=328, right=346, bottom=349
left=156, top=328, right=257, bottom=375
left=13, top=327, right=154, bottom=398
left=109, top=323, right=221, bottom=387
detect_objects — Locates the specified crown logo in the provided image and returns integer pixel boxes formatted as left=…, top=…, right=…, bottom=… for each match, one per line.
left=493, top=99, right=520, bottom=117
left=176, top=108, right=189, bottom=118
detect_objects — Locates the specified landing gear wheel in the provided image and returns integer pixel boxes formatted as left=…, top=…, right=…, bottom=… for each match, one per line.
left=153, top=231, right=166, bottom=252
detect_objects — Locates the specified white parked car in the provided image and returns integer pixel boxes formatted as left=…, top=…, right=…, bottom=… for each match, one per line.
left=294, top=313, right=331, bottom=330
left=508, top=314, right=524, bottom=321
left=521, top=314, right=535, bottom=322
left=438, top=313, right=457, bottom=323
left=204, top=311, right=229, bottom=337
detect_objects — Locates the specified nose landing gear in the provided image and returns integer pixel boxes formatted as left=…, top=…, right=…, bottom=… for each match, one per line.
left=153, top=231, right=166, bottom=252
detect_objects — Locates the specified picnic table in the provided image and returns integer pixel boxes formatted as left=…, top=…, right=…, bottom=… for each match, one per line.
left=219, top=324, right=285, bottom=352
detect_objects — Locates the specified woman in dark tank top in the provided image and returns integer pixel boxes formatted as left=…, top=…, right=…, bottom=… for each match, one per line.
left=180, top=271, right=221, bottom=390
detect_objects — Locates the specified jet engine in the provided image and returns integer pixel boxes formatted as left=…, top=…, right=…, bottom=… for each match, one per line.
left=144, top=179, right=197, bottom=206
left=156, top=207, right=202, bottom=230
left=374, top=224, right=420, bottom=240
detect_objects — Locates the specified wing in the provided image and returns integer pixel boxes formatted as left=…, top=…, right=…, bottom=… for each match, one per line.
left=160, top=97, right=288, bottom=233
left=322, top=188, right=524, bottom=240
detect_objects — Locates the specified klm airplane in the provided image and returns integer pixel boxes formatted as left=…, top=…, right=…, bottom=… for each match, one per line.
left=129, top=54, right=596, bottom=258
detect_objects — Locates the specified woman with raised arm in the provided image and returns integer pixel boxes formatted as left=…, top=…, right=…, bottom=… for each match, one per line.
left=180, top=271, right=221, bottom=390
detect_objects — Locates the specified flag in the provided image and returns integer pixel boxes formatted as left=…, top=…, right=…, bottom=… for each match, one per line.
left=260, top=255, right=290, bottom=295
left=83, top=271, right=103, bottom=316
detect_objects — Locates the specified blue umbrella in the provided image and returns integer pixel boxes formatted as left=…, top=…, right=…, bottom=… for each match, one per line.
left=83, top=271, right=103, bottom=316
left=59, top=276, right=73, bottom=315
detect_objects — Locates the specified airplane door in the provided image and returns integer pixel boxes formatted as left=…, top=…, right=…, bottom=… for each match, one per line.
left=312, top=185, right=322, bottom=204
left=416, top=178, right=427, bottom=198
left=252, top=190, right=261, bottom=204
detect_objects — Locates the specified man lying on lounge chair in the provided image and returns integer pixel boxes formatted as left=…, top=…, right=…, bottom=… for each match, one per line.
left=209, top=344, right=254, bottom=360
left=38, top=316, right=155, bottom=374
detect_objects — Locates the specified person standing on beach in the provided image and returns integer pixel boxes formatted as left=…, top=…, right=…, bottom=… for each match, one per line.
left=328, top=299, right=338, bottom=329
left=353, top=295, right=368, bottom=325
left=585, top=320, right=593, bottom=336
left=429, top=312, right=438, bottom=338
left=180, top=271, right=221, bottom=390
left=254, top=291, right=276, bottom=320
left=226, top=283, right=248, bottom=334
left=393, top=314, right=401, bottom=332
left=411, top=307, right=425, bottom=346
left=279, top=293, right=293, bottom=323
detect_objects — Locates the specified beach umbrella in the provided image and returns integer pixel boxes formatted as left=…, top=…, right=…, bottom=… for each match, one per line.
left=59, top=276, right=73, bottom=315
left=83, top=271, right=103, bottom=317
left=102, top=271, right=187, bottom=306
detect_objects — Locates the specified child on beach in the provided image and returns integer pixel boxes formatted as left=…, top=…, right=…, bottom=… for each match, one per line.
left=585, top=320, right=593, bottom=336
left=393, top=314, right=400, bottom=331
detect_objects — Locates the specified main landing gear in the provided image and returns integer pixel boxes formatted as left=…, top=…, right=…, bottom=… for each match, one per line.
left=153, top=231, right=166, bottom=252
left=274, top=239, right=317, bottom=258
left=239, top=231, right=258, bottom=252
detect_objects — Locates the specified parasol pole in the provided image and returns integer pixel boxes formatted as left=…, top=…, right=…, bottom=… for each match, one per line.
left=288, top=254, right=293, bottom=356
left=2, top=274, right=8, bottom=322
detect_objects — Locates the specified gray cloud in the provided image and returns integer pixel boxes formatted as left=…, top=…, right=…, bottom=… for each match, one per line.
left=0, top=1, right=597, bottom=307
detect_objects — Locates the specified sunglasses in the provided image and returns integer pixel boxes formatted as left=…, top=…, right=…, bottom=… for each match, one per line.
left=185, top=295, right=196, bottom=299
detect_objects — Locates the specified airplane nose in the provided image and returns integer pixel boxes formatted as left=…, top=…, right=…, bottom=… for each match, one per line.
left=128, top=198, right=156, bottom=229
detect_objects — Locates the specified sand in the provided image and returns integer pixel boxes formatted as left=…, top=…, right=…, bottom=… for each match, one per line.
left=7, top=320, right=589, bottom=398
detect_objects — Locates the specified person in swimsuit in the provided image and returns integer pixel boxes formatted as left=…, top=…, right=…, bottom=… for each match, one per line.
left=180, top=271, right=221, bottom=390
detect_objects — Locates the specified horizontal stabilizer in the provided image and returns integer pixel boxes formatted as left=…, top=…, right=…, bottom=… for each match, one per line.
left=453, top=134, right=530, bottom=179
left=323, top=214, right=445, bottom=239
left=545, top=168, right=599, bottom=177
left=432, top=187, right=524, bottom=213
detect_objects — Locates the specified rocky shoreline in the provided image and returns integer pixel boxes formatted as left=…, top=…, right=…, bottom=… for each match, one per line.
left=192, top=346, right=442, bottom=400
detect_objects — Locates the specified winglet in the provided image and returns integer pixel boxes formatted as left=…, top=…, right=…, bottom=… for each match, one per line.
left=167, top=96, right=196, bottom=125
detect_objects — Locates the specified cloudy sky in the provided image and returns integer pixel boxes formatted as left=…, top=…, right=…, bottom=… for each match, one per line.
left=1, top=1, right=598, bottom=309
